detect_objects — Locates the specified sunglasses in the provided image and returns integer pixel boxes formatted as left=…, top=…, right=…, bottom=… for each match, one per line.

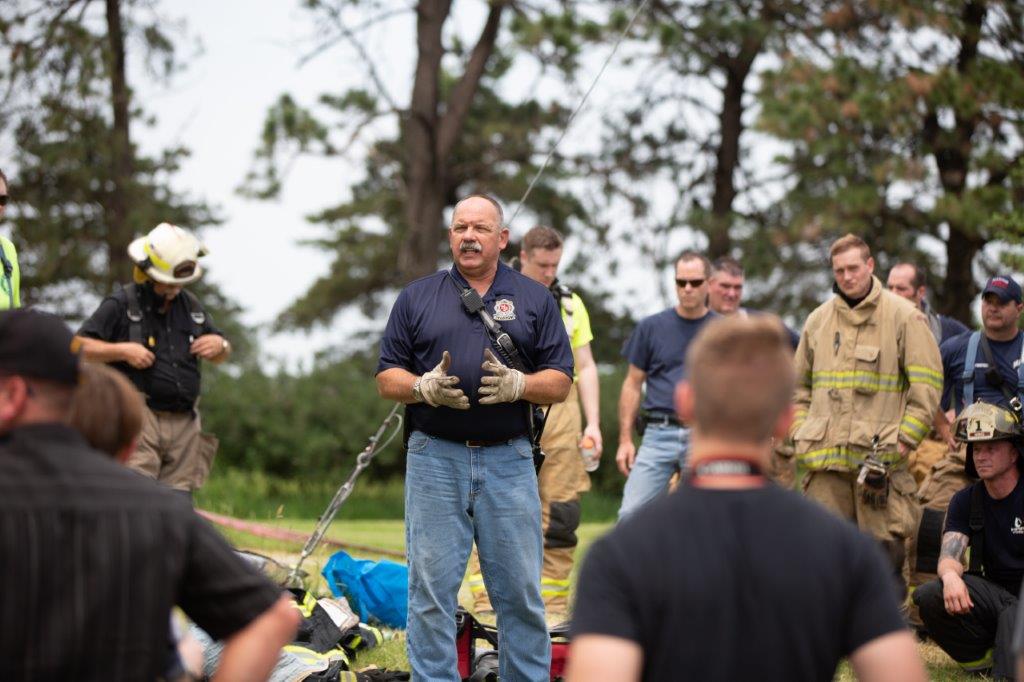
left=0, top=195, right=8, bottom=207
left=675, top=278, right=706, bottom=289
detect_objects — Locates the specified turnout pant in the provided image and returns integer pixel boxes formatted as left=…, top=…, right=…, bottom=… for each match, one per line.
left=906, top=444, right=970, bottom=627
left=469, top=386, right=590, bottom=615
left=126, top=407, right=218, bottom=492
left=913, top=575, right=1018, bottom=678
left=804, top=467, right=919, bottom=598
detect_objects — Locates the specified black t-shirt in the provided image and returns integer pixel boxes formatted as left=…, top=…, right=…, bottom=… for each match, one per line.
left=572, top=482, right=906, bottom=682
left=78, top=284, right=221, bottom=411
left=0, top=424, right=282, bottom=681
left=946, top=476, right=1024, bottom=595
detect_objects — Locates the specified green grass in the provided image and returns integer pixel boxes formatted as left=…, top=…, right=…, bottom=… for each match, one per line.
left=212, top=515, right=976, bottom=679
left=196, top=468, right=623, bottom=522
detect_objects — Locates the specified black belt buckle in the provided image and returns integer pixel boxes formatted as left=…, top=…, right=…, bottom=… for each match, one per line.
left=465, top=439, right=504, bottom=448
left=643, top=412, right=679, bottom=428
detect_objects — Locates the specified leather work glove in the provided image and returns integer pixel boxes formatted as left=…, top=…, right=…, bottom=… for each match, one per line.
left=418, top=351, right=470, bottom=410
left=478, top=348, right=526, bottom=405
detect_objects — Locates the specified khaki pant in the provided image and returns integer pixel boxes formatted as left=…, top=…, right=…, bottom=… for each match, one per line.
left=469, top=385, right=588, bottom=616
left=126, top=407, right=219, bottom=492
left=804, top=467, right=919, bottom=597
left=906, top=443, right=970, bottom=626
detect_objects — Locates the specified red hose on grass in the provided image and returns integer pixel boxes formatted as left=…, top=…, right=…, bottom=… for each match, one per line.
left=197, top=509, right=406, bottom=560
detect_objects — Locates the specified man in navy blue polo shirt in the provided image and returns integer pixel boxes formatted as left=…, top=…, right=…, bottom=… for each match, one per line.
left=615, top=250, right=716, bottom=519
left=377, top=194, right=573, bottom=682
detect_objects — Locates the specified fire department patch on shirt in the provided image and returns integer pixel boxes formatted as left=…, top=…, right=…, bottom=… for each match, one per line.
left=493, top=298, right=516, bottom=321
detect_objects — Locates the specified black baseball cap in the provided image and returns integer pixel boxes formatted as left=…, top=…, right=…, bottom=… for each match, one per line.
left=982, top=275, right=1023, bottom=304
left=0, top=309, right=80, bottom=386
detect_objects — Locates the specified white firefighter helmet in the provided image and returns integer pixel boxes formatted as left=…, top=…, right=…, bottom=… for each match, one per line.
left=953, top=401, right=1024, bottom=478
left=127, top=223, right=207, bottom=285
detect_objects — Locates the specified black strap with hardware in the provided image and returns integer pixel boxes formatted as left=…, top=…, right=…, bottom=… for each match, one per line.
left=448, top=272, right=548, bottom=472
left=978, top=334, right=1024, bottom=417
left=967, top=483, right=985, bottom=576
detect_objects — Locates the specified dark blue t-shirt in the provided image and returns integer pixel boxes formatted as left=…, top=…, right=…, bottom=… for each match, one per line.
left=946, top=476, right=1024, bottom=595
left=623, top=308, right=716, bottom=414
left=377, top=263, right=574, bottom=442
left=940, top=331, right=1024, bottom=411
left=740, top=308, right=800, bottom=349
left=938, top=314, right=969, bottom=344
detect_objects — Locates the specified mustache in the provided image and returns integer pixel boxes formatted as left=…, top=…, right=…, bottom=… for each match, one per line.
left=460, top=242, right=482, bottom=253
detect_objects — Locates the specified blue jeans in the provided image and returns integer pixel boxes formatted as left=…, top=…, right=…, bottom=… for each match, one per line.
left=405, top=431, right=550, bottom=682
left=617, top=423, right=690, bottom=520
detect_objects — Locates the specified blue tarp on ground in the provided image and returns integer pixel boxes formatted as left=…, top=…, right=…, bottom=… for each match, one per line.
left=322, top=549, right=408, bottom=629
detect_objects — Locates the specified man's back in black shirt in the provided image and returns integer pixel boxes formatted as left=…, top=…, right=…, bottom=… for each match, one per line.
left=0, top=424, right=281, bottom=681
left=572, top=483, right=906, bottom=682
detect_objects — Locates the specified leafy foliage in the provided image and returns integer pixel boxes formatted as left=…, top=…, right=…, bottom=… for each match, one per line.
left=0, top=0, right=220, bottom=316
left=757, top=0, right=1024, bottom=321
left=242, top=2, right=592, bottom=329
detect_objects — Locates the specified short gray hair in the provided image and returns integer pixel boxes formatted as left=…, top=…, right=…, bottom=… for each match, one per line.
left=452, top=194, right=504, bottom=226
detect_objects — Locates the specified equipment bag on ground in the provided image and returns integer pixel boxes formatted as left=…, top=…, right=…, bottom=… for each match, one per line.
left=455, top=607, right=569, bottom=681
left=323, top=549, right=408, bottom=629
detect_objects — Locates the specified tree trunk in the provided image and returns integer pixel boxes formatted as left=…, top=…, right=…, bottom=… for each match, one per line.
left=708, top=38, right=761, bottom=259
left=934, top=0, right=986, bottom=324
left=943, top=229, right=982, bottom=323
left=105, top=0, right=134, bottom=289
left=397, top=0, right=504, bottom=285
left=398, top=0, right=448, bottom=283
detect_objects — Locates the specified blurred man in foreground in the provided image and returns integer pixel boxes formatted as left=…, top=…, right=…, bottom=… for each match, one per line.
left=0, top=309, right=298, bottom=681
left=568, top=316, right=925, bottom=682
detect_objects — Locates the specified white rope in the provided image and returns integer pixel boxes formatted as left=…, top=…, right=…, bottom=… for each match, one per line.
left=506, top=0, right=653, bottom=227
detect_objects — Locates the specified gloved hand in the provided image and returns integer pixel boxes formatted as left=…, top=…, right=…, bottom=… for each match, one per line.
left=478, top=349, right=526, bottom=405
left=419, top=351, right=470, bottom=410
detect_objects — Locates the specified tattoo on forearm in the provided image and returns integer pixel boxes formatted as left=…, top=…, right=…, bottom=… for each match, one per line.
left=940, top=532, right=968, bottom=561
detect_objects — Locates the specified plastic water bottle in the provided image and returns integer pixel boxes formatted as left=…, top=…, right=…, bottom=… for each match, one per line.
left=580, top=435, right=599, bottom=472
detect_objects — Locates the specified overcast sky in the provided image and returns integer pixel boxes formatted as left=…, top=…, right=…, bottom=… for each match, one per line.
left=136, top=0, right=400, bottom=368
left=132, top=0, right=672, bottom=369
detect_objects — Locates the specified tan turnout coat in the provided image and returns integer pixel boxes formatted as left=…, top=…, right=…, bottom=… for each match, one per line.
left=791, top=277, right=942, bottom=472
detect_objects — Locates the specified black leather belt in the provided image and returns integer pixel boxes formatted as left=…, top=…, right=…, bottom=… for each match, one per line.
left=642, top=412, right=682, bottom=427
left=465, top=439, right=510, bottom=448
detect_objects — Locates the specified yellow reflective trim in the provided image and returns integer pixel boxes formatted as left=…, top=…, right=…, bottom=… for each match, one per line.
left=799, top=446, right=901, bottom=470
left=541, top=588, right=571, bottom=598
left=956, top=648, right=993, bottom=671
left=810, top=370, right=907, bottom=393
left=282, top=645, right=349, bottom=665
left=290, top=591, right=318, bottom=617
left=900, top=415, right=928, bottom=441
left=143, top=241, right=172, bottom=273
left=906, top=365, right=942, bottom=381
left=541, top=578, right=570, bottom=587
left=906, top=365, right=943, bottom=390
